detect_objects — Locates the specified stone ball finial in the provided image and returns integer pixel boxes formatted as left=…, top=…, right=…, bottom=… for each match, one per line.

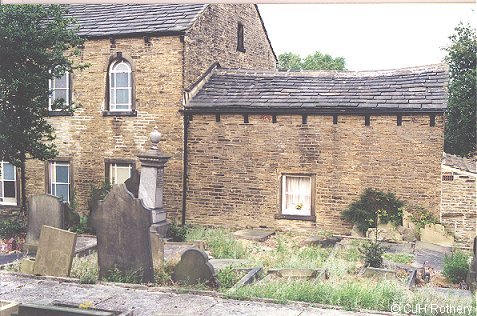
left=150, top=127, right=161, bottom=150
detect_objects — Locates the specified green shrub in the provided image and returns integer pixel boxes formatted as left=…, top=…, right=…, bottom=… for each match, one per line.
left=360, top=241, right=386, bottom=268
left=69, top=216, right=91, bottom=234
left=443, top=251, right=470, bottom=283
left=186, top=226, right=247, bottom=259
left=341, top=188, right=404, bottom=233
left=167, top=221, right=190, bottom=242
left=0, top=217, right=26, bottom=239
left=408, top=207, right=439, bottom=230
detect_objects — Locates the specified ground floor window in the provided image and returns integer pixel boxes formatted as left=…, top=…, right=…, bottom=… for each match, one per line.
left=108, top=162, right=132, bottom=185
left=281, top=175, right=312, bottom=216
left=0, top=161, right=17, bottom=205
left=49, top=161, right=70, bottom=202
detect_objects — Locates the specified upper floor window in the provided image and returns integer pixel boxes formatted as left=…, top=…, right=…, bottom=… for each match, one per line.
left=49, top=71, right=70, bottom=111
left=109, top=60, right=132, bottom=111
left=0, top=161, right=17, bottom=206
left=237, top=22, right=245, bottom=52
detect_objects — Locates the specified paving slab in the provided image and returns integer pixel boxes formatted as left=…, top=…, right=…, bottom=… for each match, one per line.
left=233, top=229, right=275, bottom=242
left=0, top=272, right=385, bottom=316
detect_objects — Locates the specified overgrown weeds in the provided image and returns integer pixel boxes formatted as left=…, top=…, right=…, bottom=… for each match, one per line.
left=186, top=226, right=247, bottom=259
left=70, top=253, right=98, bottom=284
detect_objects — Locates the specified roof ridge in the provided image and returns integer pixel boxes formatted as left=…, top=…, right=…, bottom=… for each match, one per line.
left=215, top=64, right=448, bottom=78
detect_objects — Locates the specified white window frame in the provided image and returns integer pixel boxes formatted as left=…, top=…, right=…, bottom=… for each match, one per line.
left=109, top=162, right=132, bottom=185
left=49, top=161, right=70, bottom=202
left=109, top=60, right=132, bottom=111
left=281, top=175, right=312, bottom=217
left=49, top=71, right=70, bottom=111
left=0, top=161, right=17, bottom=206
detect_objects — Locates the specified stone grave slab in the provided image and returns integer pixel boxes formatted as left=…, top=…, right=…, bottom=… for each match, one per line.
left=91, top=184, right=154, bottom=283
left=268, top=268, right=319, bottom=280
left=301, top=236, right=341, bottom=248
left=420, top=223, right=454, bottom=247
left=172, top=248, right=215, bottom=285
left=25, top=194, right=65, bottom=251
left=361, top=267, right=397, bottom=279
left=33, top=226, right=77, bottom=277
left=233, top=229, right=274, bottom=242
left=74, top=236, right=98, bottom=258
left=413, top=241, right=451, bottom=270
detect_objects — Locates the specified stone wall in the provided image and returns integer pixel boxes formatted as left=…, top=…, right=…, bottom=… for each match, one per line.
left=25, top=36, right=185, bottom=216
left=441, top=165, right=476, bottom=247
left=184, top=4, right=276, bottom=87
left=185, top=113, right=444, bottom=234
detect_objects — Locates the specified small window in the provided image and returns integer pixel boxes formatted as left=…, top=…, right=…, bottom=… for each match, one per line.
left=109, top=60, right=132, bottom=111
left=49, top=71, right=70, bottom=111
left=281, top=175, right=312, bottom=216
left=442, top=173, right=454, bottom=181
left=237, top=22, right=245, bottom=52
left=49, top=161, right=70, bottom=202
left=0, top=161, right=17, bottom=206
left=108, top=162, right=132, bottom=185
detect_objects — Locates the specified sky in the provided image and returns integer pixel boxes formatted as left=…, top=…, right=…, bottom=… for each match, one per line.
left=258, top=3, right=476, bottom=71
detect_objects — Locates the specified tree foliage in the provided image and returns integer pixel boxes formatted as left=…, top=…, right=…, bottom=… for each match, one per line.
left=0, top=4, right=84, bottom=210
left=443, top=23, right=477, bottom=157
left=0, top=4, right=84, bottom=165
left=278, top=51, right=346, bottom=71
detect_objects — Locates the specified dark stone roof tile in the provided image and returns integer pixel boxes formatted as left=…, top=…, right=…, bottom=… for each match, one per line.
left=64, top=4, right=207, bottom=37
left=186, top=65, right=448, bottom=113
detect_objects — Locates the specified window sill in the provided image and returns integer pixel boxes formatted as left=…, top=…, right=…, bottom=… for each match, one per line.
left=275, top=214, right=316, bottom=222
left=49, top=111, right=73, bottom=117
left=103, top=111, right=137, bottom=117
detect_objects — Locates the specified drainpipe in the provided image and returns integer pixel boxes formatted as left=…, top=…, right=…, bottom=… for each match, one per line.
left=181, top=113, right=190, bottom=226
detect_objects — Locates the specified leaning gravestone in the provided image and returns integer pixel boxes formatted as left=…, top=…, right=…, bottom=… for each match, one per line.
left=172, top=248, right=215, bottom=285
left=33, top=225, right=77, bottom=277
left=25, top=194, right=65, bottom=252
left=91, top=184, right=154, bottom=283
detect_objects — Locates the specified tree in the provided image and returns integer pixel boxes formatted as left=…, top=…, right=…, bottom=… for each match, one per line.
left=0, top=4, right=84, bottom=211
left=278, top=51, right=346, bottom=71
left=443, top=23, right=477, bottom=157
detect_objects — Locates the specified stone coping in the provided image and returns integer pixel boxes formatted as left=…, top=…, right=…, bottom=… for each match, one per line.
left=0, top=271, right=400, bottom=316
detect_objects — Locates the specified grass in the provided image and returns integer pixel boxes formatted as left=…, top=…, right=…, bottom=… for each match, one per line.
left=232, top=278, right=407, bottom=311
left=186, top=226, right=247, bottom=259
left=250, top=234, right=331, bottom=270
left=383, top=252, right=414, bottom=264
left=70, top=253, right=98, bottom=284
left=216, top=265, right=245, bottom=290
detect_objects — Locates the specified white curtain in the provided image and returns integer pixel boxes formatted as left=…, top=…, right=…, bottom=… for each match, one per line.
left=283, top=176, right=311, bottom=216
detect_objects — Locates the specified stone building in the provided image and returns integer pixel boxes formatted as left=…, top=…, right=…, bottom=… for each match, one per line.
left=0, top=4, right=276, bottom=216
left=441, top=153, right=476, bottom=247
left=1, top=4, right=459, bottom=240
left=182, top=64, right=448, bottom=233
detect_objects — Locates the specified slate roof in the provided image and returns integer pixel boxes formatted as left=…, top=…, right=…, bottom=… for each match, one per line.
left=64, top=4, right=207, bottom=37
left=185, top=64, right=448, bottom=114
left=443, top=153, right=476, bottom=174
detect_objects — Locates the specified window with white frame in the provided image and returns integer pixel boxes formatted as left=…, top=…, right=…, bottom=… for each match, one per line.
left=49, top=71, right=70, bottom=110
left=109, top=60, right=132, bottom=111
left=49, top=161, right=70, bottom=202
left=281, top=175, right=312, bottom=216
left=0, top=161, right=17, bottom=205
left=108, top=162, right=132, bottom=185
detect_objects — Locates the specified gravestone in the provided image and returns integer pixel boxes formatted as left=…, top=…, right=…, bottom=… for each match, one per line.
left=91, top=184, right=154, bottom=283
left=467, top=236, right=477, bottom=285
left=172, top=248, right=215, bottom=285
left=33, top=226, right=77, bottom=277
left=25, top=194, right=65, bottom=251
